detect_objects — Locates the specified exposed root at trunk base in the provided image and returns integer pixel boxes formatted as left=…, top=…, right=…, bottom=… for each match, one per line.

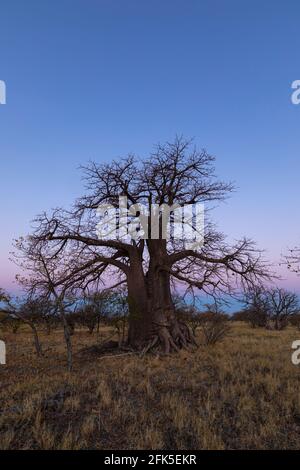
left=79, top=319, right=198, bottom=359
left=139, top=318, right=198, bottom=356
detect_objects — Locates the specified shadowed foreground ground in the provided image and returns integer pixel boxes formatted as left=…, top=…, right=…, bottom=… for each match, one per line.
left=1, top=322, right=300, bottom=450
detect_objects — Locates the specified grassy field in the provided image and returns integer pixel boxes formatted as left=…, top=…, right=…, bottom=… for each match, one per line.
left=0, top=322, right=300, bottom=450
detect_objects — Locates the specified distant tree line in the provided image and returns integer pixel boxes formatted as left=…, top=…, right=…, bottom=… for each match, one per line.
left=0, top=287, right=129, bottom=357
left=1, top=283, right=299, bottom=369
left=231, top=286, right=299, bottom=330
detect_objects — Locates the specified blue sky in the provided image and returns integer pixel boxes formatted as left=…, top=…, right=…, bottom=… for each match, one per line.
left=0, top=0, right=300, bottom=292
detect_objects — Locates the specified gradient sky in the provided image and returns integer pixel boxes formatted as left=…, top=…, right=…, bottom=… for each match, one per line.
left=1, top=0, right=300, bottom=293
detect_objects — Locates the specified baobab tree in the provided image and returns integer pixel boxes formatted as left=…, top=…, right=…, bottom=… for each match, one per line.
left=15, top=137, right=271, bottom=353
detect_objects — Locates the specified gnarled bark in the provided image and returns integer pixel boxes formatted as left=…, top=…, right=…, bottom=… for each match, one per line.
left=127, top=240, right=197, bottom=353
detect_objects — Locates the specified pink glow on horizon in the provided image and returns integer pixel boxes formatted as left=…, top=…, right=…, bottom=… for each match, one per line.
left=0, top=257, right=300, bottom=297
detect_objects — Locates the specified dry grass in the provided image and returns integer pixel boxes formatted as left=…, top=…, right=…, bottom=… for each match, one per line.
left=1, top=322, right=300, bottom=449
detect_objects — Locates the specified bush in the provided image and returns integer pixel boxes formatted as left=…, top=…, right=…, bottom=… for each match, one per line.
left=199, top=312, right=231, bottom=345
left=289, top=313, right=300, bottom=329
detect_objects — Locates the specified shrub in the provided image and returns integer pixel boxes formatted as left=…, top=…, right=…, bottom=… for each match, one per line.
left=199, top=312, right=231, bottom=345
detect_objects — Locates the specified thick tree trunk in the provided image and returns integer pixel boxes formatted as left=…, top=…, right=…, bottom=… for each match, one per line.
left=127, top=254, right=151, bottom=348
left=148, top=242, right=197, bottom=353
left=126, top=240, right=197, bottom=353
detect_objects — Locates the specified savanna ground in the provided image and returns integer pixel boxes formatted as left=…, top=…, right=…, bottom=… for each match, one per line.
left=1, top=322, right=300, bottom=450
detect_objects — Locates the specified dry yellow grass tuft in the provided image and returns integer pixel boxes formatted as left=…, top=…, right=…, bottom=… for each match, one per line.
left=0, top=322, right=300, bottom=449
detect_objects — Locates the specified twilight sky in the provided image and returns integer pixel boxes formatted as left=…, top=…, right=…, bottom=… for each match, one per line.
left=0, top=0, right=300, bottom=292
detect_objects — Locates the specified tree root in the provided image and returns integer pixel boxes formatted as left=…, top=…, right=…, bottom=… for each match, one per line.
left=141, top=318, right=198, bottom=355
left=79, top=318, right=198, bottom=358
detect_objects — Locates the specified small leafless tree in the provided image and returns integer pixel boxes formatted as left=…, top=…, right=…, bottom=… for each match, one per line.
left=243, top=286, right=298, bottom=330
left=266, top=288, right=298, bottom=330
left=242, top=286, right=270, bottom=328
left=0, top=299, right=19, bottom=333
left=107, top=288, right=129, bottom=347
left=76, top=290, right=111, bottom=334
left=0, top=290, right=43, bottom=356
left=13, top=242, right=79, bottom=370
left=17, top=297, right=45, bottom=356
